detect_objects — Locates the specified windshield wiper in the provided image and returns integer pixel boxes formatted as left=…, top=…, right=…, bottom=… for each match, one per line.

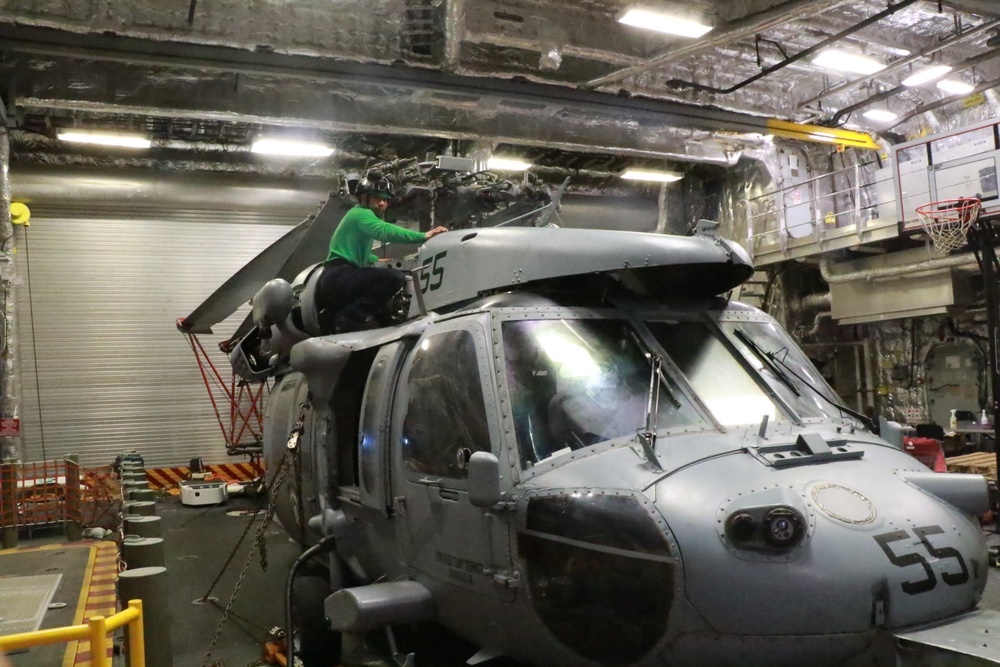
left=734, top=328, right=800, bottom=397
left=766, top=349, right=874, bottom=432
left=627, top=330, right=681, bottom=410
left=637, top=354, right=664, bottom=470
left=626, top=329, right=680, bottom=471
left=735, top=329, right=872, bottom=432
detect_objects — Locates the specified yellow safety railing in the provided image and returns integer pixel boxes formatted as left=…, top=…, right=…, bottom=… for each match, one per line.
left=0, top=598, right=144, bottom=667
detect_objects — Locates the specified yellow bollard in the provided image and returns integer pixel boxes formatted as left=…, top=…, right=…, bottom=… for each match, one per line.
left=88, top=615, right=109, bottom=667
left=128, top=599, right=146, bottom=667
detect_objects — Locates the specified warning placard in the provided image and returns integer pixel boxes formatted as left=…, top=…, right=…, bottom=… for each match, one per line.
left=0, top=418, right=20, bottom=437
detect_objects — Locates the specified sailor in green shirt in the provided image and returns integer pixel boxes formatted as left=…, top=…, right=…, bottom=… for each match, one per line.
left=317, top=169, right=448, bottom=332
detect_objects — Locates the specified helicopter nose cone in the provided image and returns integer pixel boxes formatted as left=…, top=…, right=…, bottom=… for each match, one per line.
left=654, top=449, right=989, bottom=638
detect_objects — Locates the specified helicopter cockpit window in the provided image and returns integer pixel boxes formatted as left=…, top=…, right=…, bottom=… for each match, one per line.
left=647, top=320, right=783, bottom=427
left=502, top=319, right=705, bottom=467
left=719, top=320, right=847, bottom=422
left=401, top=329, right=491, bottom=479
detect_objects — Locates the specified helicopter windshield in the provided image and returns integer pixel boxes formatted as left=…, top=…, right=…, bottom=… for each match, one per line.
left=645, top=320, right=785, bottom=427
left=718, top=320, right=855, bottom=423
left=502, top=319, right=707, bottom=467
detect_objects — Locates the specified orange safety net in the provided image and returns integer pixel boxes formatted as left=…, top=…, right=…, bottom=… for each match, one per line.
left=0, top=460, right=122, bottom=529
left=79, top=465, right=122, bottom=529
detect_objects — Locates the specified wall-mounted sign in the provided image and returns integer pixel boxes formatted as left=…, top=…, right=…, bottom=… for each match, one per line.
left=0, top=418, right=21, bottom=437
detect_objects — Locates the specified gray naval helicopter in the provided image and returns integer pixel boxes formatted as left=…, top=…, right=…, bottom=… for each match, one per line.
left=182, top=165, right=996, bottom=667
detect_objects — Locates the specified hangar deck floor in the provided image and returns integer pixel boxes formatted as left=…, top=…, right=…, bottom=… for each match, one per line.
left=2, top=495, right=1000, bottom=667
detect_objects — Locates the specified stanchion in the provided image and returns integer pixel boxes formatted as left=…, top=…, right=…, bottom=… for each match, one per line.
left=118, top=566, right=173, bottom=667
left=122, top=536, right=165, bottom=569
left=123, top=480, right=150, bottom=495
left=128, top=488, right=156, bottom=503
left=122, top=500, right=157, bottom=516
left=123, top=515, right=162, bottom=539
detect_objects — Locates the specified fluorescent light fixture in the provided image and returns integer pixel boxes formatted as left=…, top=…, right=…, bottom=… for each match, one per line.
left=901, top=64, right=952, bottom=87
left=57, top=131, right=151, bottom=149
left=936, top=79, right=974, bottom=95
left=863, top=108, right=898, bottom=122
left=251, top=138, right=335, bottom=157
left=617, top=8, right=712, bottom=38
left=487, top=157, right=532, bottom=171
left=812, top=49, right=885, bottom=75
left=621, top=168, right=683, bottom=183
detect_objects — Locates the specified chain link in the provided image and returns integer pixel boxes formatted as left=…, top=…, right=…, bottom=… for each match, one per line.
left=199, top=507, right=262, bottom=602
left=200, top=402, right=309, bottom=667
left=201, top=449, right=293, bottom=666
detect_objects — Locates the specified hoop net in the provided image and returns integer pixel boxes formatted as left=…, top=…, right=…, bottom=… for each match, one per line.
left=915, top=198, right=981, bottom=253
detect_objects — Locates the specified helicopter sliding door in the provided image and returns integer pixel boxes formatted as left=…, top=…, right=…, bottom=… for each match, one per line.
left=391, top=317, right=515, bottom=602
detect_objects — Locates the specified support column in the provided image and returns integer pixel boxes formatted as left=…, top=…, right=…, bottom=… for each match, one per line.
left=0, top=127, right=22, bottom=463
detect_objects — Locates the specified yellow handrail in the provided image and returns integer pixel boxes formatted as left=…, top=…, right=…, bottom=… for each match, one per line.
left=0, top=599, right=145, bottom=667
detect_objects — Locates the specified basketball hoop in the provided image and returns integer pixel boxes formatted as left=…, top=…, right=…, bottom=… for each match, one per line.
left=915, top=198, right=981, bottom=253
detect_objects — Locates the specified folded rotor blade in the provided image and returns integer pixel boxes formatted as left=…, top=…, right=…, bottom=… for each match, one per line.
left=180, top=194, right=354, bottom=334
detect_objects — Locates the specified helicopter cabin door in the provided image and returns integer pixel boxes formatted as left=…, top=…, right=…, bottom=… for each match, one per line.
left=391, top=317, right=515, bottom=602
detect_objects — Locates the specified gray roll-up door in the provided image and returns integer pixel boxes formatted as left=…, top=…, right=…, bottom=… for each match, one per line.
left=12, top=167, right=331, bottom=468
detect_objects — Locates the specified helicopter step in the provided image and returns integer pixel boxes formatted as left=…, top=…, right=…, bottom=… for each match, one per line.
left=325, top=581, right=435, bottom=632
left=325, top=581, right=436, bottom=667
left=893, top=609, right=1000, bottom=665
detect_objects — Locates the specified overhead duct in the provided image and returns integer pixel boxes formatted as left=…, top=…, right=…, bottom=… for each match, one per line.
left=0, top=23, right=876, bottom=156
left=821, top=249, right=977, bottom=324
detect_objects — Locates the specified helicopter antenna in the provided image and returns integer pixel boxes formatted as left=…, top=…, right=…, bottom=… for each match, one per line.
left=757, top=414, right=769, bottom=440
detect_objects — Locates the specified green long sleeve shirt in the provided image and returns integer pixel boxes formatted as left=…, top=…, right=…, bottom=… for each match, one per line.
left=326, top=206, right=427, bottom=267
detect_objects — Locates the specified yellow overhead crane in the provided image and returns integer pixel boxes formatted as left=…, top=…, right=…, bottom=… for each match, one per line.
left=766, top=118, right=880, bottom=150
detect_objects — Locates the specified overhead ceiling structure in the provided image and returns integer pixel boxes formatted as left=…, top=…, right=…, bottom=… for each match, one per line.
left=0, top=0, right=999, bottom=175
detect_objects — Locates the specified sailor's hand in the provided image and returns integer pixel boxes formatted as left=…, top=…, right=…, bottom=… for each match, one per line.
left=424, top=226, right=448, bottom=240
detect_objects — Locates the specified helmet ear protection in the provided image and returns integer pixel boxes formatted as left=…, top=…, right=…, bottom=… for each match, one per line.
left=355, top=170, right=395, bottom=200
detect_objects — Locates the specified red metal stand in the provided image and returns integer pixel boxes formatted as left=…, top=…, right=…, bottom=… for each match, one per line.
left=177, top=319, right=269, bottom=459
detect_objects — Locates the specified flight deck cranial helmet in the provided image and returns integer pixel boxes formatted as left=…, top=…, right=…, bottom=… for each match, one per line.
left=355, top=169, right=396, bottom=201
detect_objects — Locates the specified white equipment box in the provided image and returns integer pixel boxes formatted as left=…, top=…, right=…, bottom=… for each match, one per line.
left=179, top=479, right=228, bottom=506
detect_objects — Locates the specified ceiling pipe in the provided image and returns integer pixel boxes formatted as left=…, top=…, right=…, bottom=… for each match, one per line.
left=885, top=71, right=1000, bottom=130
left=581, top=0, right=853, bottom=89
left=443, top=0, right=466, bottom=73
left=462, top=33, right=646, bottom=68
left=0, top=23, right=867, bottom=155
left=801, top=291, right=832, bottom=310
left=798, top=17, right=1000, bottom=109
left=829, top=47, right=1000, bottom=125
left=661, top=0, right=920, bottom=96
left=818, top=252, right=980, bottom=284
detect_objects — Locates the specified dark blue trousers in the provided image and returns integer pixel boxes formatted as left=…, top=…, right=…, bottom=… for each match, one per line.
left=315, top=260, right=406, bottom=328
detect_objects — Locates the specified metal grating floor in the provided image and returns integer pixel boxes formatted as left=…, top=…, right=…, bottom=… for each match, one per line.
left=0, top=574, right=62, bottom=636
